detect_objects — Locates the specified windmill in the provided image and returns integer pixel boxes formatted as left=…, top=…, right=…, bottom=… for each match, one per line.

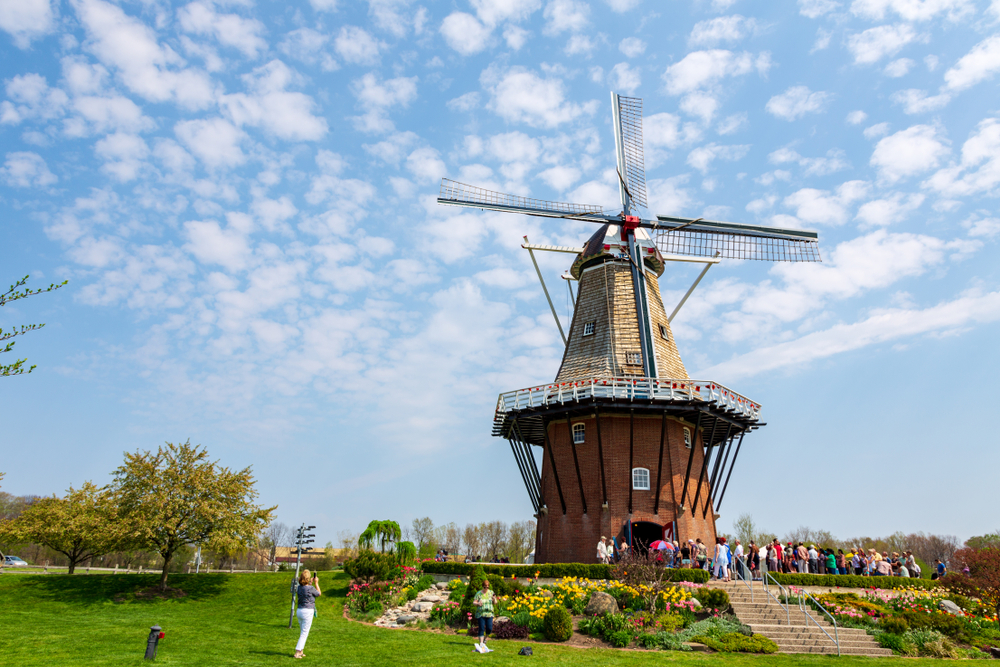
left=438, top=94, right=821, bottom=563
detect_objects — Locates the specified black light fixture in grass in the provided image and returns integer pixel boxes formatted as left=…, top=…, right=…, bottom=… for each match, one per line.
left=144, top=625, right=164, bottom=660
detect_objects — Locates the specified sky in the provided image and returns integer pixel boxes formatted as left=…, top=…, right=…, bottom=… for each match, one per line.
left=2, top=0, right=1000, bottom=548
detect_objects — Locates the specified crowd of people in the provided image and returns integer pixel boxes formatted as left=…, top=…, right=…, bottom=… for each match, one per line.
left=598, top=535, right=947, bottom=582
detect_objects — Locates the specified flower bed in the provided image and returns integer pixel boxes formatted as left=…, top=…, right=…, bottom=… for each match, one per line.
left=420, top=561, right=709, bottom=583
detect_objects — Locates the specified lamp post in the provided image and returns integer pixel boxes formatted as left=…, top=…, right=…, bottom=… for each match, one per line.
left=287, top=524, right=316, bottom=628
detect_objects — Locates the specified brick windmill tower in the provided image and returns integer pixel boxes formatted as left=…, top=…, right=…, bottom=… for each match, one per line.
left=438, top=94, right=821, bottom=563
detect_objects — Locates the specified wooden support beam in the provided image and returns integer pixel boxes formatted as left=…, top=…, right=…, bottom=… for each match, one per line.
left=541, top=424, right=566, bottom=514
left=690, top=416, right=719, bottom=517
left=678, top=412, right=702, bottom=509
left=595, top=411, right=609, bottom=506
left=653, top=413, right=667, bottom=516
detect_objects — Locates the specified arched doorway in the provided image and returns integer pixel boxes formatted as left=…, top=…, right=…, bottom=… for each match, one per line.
left=626, top=521, right=663, bottom=555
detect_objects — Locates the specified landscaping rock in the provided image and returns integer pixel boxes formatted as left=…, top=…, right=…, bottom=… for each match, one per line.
left=939, top=600, right=964, bottom=616
left=989, top=647, right=1000, bottom=659
left=435, top=582, right=448, bottom=590
left=419, top=595, right=442, bottom=602
left=584, top=591, right=619, bottom=616
left=396, top=615, right=416, bottom=625
left=412, top=602, right=435, bottom=612
left=690, top=597, right=702, bottom=609
left=495, top=616, right=510, bottom=623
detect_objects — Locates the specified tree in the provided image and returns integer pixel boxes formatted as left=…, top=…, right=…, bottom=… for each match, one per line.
left=0, top=482, right=129, bottom=573
left=965, top=532, right=1000, bottom=550
left=410, top=517, right=435, bottom=550
left=262, top=521, right=292, bottom=567
left=109, top=440, right=275, bottom=590
left=358, top=520, right=401, bottom=553
left=463, top=523, right=482, bottom=560
left=733, top=513, right=761, bottom=546
left=1, top=276, right=67, bottom=376
left=504, top=520, right=536, bottom=564
left=482, top=521, right=508, bottom=560
left=942, top=548, right=1000, bottom=622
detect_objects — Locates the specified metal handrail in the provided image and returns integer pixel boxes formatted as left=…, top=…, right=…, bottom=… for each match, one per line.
left=792, top=586, right=841, bottom=656
left=762, top=571, right=791, bottom=626
left=495, top=376, right=761, bottom=420
left=734, top=556, right=753, bottom=602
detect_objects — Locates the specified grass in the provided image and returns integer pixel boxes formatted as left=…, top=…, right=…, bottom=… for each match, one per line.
left=0, top=571, right=966, bottom=665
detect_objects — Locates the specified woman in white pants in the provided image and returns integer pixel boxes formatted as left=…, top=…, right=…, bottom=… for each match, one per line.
left=294, top=569, right=322, bottom=659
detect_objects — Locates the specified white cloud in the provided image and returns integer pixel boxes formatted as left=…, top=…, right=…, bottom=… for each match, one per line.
left=608, top=62, right=641, bottom=94
left=542, top=0, right=589, bottom=35
left=846, top=23, right=916, bottom=65
left=309, top=0, right=338, bottom=11
left=689, top=15, right=757, bottom=47
left=864, top=121, right=891, bottom=138
left=701, top=287, right=1000, bottom=381
left=565, top=34, right=596, bottom=56
left=846, top=110, right=868, bottom=124
left=604, top=0, right=640, bottom=11
left=175, top=117, right=246, bottom=169
left=765, top=85, right=833, bottom=120
left=350, top=72, right=418, bottom=133
left=0, top=0, right=54, bottom=48
left=925, top=117, right=1000, bottom=197
left=855, top=191, right=925, bottom=225
left=963, top=215, right=1000, bottom=238
left=662, top=49, right=769, bottom=95
left=686, top=143, right=750, bottom=172
left=177, top=1, right=267, bottom=58
left=943, top=34, right=1000, bottom=92
left=770, top=147, right=850, bottom=175
left=440, top=12, right=492, bottom=55
left=67, top=95, right=154, bottom=136
left=0, top=151, right=57, bottom=187
left=471, top=0, right=541, bottom=25
left=644, top=112, right=685, bottom=149
left=184, top=219, right=251, bottom=271
left=72, top=0, right=214, bottom=109
left=812, top=28, right=832, bottom=52
left=447, top=92, right=480, bottom=112
left=884, top=57, right=913, bottom=76
left=482, top=65, right=597, bottom=128
left=538, top=165, right=580, bottom=190
left=849, top=0, right=973, bottom=22
left=619, top=37, right=646, bottom=57
left=280, top=28, right=338, bottom=71
left=486, top=131, right=541, bottom=163
left=94, top=132, right=148, bottom=181
left=0, top=73, right=69, bottom=125
left=334, top=25, right=383, bottom=65
left=890, top=88, right=951, bottom=114
left=647, top=174, right=693, bottom=214
left=782, top=180, right=869, bottom=225
left=680, top=92, right=719, bottom=123
left=871, top=124, right=949, bottom=183
left=363, top=131, right=419, bottom=164
left=406, top=146, right=446, bottom=184
left=503, top=25, right=529, bottom=49
left=799, top=0, right=840, bottom=17
left=717, top=112, right=748, bottom=135
left=220, top=60, right=328, bottom=141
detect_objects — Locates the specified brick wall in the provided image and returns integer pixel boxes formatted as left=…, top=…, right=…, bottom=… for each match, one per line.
left=535, top=412, right=719, bottom=564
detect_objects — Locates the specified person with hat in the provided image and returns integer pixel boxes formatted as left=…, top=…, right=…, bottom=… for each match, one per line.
left=597, top=536, right=608, bottom=564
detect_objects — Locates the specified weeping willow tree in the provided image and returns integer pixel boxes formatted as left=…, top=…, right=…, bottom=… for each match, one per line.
left=395, top=540, right=417, bottom=565
left=358, top=520, right=401, bottom=553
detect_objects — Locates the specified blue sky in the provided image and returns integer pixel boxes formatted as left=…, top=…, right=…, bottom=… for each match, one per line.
left=2, top=0, right=1000, bottom=547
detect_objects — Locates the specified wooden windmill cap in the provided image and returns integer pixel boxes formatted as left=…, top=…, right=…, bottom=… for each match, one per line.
left=570, top=223, right=665, bottom=280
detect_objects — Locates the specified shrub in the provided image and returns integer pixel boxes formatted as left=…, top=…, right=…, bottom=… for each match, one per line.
left=492, top=619, right=529, bottom=639
left=460, top=565, right=487, bottom=621
left=543, top=605, right=574, bottom=642
left=344, top=551, right=399, bottom=584
left=692, top=588, right=729, bottom=611
left=880, top=616, right=908, bottom=634
left=419, top=561, right=711, bottom=583
left=764, top=571, right=939, bottom=590
left=876, top=632, right=915, bottom=655
left=485, top=574, right=517, bottom=597
left=586, top=612, right=627, bottom=641
left=898, top=610, right=970, bottom=642
left=637, top=632, right=660, bottom=649
left=691, top=633, right=779, bottom=653
left=429, top=601, right=461, bottom=624
left=607, top=630, right=631, bottom=647
left=656, top=613, right=685, bottom=632
left=416, top=574, right=436, bottom=591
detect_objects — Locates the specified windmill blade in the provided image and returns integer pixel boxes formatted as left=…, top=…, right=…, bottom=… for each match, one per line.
left=611, top=93, right=648, bottom=212
left=650, top=215, right=821, bottom=262
left=437, top=178, right=612, bottom=223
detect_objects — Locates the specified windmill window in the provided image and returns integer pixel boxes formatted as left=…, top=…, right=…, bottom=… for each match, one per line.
left=632, top=467, right=650, bottom=490
left=659, top=324, right=670, bottom=340
left=572, top=423, right=585, bottom=444
left=625, top=351, right=642, bottom=365
left=583, top=322, right=596, bottom=336
left=683, top=427, right=692, bottom=449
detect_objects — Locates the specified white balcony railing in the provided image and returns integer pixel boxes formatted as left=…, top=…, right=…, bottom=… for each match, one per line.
left=495, top=376, right=761, bottom=421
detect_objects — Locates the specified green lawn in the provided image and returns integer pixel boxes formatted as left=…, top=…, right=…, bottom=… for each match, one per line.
left=0, top=571, right=961, bottom=665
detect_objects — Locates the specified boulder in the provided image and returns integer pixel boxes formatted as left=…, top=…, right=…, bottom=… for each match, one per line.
left=938, top=600, right=965, bottom=616
left=495, top=616, right=510, bottom=623
left=435, top=582, right=448, bottom=590
left=690, top=597, right=702, bottom=609
left=412, top=602, right=435, bottom=612
left=419, top=595, right=441, bottom=602
left=988, top=646, right=1000, bottom=659
left=396, top=615, right=416, bottom=625
left=584, top=591, right=619, bottom=616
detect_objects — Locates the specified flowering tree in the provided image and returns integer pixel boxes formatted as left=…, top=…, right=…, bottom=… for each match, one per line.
left=942, top=548, right=1000, bottom=622
left=110, top=440, right=275, bottom=590
left=1, top=276, right=67, bottom=376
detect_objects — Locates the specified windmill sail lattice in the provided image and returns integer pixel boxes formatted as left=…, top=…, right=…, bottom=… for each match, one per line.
left=614, top=95, right=648, bottom=211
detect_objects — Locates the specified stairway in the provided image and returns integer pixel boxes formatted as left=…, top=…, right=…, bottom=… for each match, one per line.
left=716, top=581, right=893, bottom=656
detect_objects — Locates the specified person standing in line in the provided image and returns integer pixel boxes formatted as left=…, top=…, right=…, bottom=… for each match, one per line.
left=695, top=538, right=708, bottom=571
left=767, top=540, right=779, bottom=574
left=906, top=551, right=921, bottom=578
left=472, top=578, right=496, bottom=653
left=713, top=537, right=731, bottom=582
left=825, top=549, right=837, bottom=576
left=807, top=544, right=818, bottom=574
left=681, top=540, right=692, bottom=567
left=597, top=536, right=608, bottom=564
left=293, top=569, right=321, bottom=660
left=796, top=543, right=809, bottom=574
left=935, top=558, right=946, bottom=578
left=734, top=539, right=745, bottom=581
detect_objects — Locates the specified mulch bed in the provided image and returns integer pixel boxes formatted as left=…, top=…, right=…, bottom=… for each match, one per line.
left=115, top=586, right=189, bottom=602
